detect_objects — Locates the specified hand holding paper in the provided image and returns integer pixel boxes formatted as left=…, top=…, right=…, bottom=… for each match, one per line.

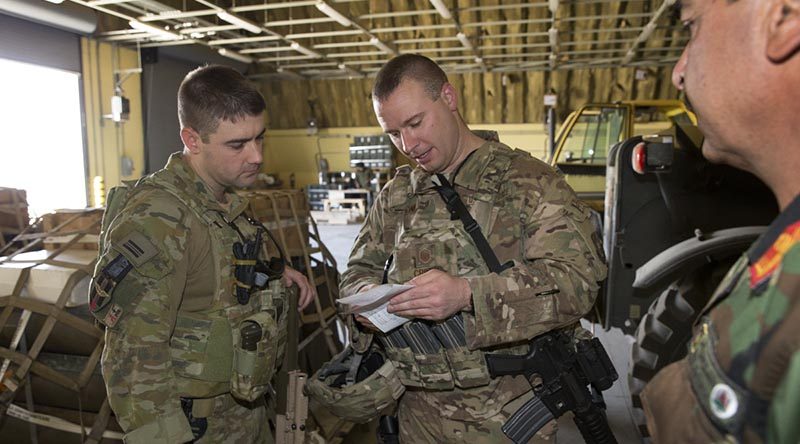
left=338, top=284, right=412, bottom=333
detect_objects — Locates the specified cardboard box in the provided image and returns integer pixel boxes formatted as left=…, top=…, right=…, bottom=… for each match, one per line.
left=0, top=249, right=96, bottom=307
left=0, top=187, right=29, bottom=235
left=41, top=209, right=104, bottom=251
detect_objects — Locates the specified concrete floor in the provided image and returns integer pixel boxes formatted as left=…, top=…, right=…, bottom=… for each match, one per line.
left=315, top=222, right=644, bottom=444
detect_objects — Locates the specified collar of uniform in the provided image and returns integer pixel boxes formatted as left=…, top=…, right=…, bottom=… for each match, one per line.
left=408, top=141, right=496, bottom=194
left=747, top=193, right=800, bottom=264
left=164, top=152, right=249, bottom=218
left=746, top=193, right=800, bottom=288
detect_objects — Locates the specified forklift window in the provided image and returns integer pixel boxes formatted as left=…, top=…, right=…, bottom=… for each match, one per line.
left=558, top=107, right=624, bottom=165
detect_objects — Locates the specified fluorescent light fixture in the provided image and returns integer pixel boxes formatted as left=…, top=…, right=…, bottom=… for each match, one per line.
left=429, top=0, right=452, bottom=20
left=370, top=37, right=397, bottom=55
left=338, top=63, right=362, bottom=78
left=548, top=27, right=558, bottom=48
left=276, top=67, right=304, bottom=79
left=44, top=0, right=65, bottom=3
left=217, top=11, right=262, bottom=34
left=622, top=49, right=636, bottom=64
left=218, top=48, right=254, bottom=64
left=315, top=1, right=352, bottom=27
left=129, top=20, right=181, bottom=40
left=291, top=42, right=322, bottom=59
left=548, top=0, right=559, bottom=15
left=641, top=22, right=657, bottom=40
left=456, top=32, right=472, bottom=50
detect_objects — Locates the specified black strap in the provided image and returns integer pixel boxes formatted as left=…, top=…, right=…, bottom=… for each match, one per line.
left=432, top=173, right=513, bottom=274
left=381, top=254, right=394, bottom=284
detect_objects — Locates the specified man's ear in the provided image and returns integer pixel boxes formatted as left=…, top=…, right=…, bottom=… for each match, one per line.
left=180, top=127, right=201, bottom=154
left=441, top=82, right=458, bottom=111
left=766, top=0, right=800, bottom=63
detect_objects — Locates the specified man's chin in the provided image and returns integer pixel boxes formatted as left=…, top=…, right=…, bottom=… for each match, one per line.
left=236, top=174, right=259, bottom=188
left=701, top=142, right=752, bottom=173
left=700, top=142, right=723, bottom=164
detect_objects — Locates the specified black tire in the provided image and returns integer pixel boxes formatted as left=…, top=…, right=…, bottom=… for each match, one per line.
left=628, top=261, right=733, bottom=439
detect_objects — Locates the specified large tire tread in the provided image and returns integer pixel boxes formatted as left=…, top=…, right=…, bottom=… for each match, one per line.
left=627, top=261, right=733, bottom=439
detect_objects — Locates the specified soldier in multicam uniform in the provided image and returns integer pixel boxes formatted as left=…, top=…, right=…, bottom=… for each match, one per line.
left=338, top=54, right=607, bottom=443
left=88, top=65, right=315, bottom=444
left=641, top=1, right=800, bottom=443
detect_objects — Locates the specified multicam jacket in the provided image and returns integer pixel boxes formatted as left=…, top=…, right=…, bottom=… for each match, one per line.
left=643, top=194, right=800, bottom=444
left=89, top=153, right=288, bottom=443
left=340, top=141, right=607, bottom=421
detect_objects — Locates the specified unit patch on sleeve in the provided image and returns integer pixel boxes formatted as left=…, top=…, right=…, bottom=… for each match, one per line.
left=89, top=253, right=132, bottom=313
left=102, top=303, right=125, bottom=328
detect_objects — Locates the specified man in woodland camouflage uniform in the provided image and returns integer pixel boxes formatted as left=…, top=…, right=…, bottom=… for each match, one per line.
left=89, top=65, right=315, bottom=444
left=641, top=1, right=800, bottom=443
left=339, top=54, right=607, bottom=443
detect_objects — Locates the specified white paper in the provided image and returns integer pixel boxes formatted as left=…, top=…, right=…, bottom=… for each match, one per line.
left=338, top=284, right=413, bottom=333
left=360, top=305, right=409, bottom=333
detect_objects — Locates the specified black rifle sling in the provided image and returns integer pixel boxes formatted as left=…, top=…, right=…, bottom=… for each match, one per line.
left=432, top=173, right=513, bottom=274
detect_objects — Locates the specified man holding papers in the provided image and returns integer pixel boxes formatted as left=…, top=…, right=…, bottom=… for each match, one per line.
left=334, top=54, right=607, bottom=443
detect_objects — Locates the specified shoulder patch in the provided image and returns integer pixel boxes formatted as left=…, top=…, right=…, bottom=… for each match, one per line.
left=117, top=230, right=159, bottom=268
left=89, top=252, right=135, bottom=326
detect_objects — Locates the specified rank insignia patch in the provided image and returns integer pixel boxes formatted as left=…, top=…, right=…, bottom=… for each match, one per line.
left=750, top=221, right=800, bottom=288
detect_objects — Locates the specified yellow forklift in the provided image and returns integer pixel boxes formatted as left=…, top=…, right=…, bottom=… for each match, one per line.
left=550, top=100, right=777, bottom=438
left=550, top=100, right=696, bottom=212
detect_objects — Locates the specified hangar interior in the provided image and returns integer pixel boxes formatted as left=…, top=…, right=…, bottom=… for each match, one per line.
left=0, top=1, right=743, bottom=443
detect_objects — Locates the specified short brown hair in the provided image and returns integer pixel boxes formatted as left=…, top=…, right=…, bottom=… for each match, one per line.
left=178, top=65, right=266, bottom=142
left=372, top=54, right=448, bottom=103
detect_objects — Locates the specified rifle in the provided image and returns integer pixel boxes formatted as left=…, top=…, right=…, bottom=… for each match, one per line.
left=485, top=330, right=618, bottom=444
left=275, top=370, right=309, bottom=444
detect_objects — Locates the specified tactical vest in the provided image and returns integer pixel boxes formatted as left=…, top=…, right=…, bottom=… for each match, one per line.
left=377, top=146, right=527, bottom=390
left=96, top=173, right=288, bottom=402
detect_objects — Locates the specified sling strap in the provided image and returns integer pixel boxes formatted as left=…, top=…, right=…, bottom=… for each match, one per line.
left=432, top=173, right=513, bottom=274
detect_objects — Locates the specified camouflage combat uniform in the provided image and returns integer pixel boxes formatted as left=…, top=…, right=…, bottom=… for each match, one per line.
left=642, top=194, right=800, bottom=443
left=89, top=153, right=289, bottom=444
left=340, top=142, right=607, bottom=443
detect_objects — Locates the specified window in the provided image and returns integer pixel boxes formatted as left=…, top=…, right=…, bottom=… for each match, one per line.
left=557, top=107, right=625, bottom=166
left=0, top=58, right=87, bottom=219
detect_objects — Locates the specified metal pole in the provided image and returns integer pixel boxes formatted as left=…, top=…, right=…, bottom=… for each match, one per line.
left=547, top=106, right=557, bottom=158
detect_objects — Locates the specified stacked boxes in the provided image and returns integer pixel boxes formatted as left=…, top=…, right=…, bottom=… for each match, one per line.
left=41, top=209, right=104, bottom=251
left=0, top=187, right=30, bottom=246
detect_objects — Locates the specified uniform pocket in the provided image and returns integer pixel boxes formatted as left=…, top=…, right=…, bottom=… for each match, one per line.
left=170, top=314, right=232, bottom=382
left=412, top=351, right=454, bottom=390
left=391, top=236, right=460, bottom=283
left=384, top=346, right=421, bottom=387
left=230, top=311, right=279, bottom=402
left=443, top=348, right=491, bottom=388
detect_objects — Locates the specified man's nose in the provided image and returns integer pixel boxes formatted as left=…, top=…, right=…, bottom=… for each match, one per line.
left=400, top=130, right=417, bottom=154
left=672, top=48, right=688, bottom=90
left=248, top=139, right=263, bottom=164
